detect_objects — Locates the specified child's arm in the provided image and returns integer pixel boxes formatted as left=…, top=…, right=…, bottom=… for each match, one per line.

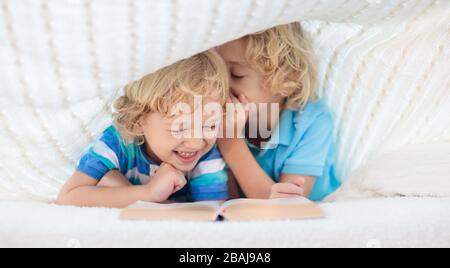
left=218, top=139, right=275, bottom=199
left=56, top=163, right=186, bottom=208
left=219, top=139, right=304, bottom=199
left=279, top=174, right=316, bottom=198
left=219, top=94, right=305, bottom=199
left=219, top=95, right=271, bottom=198
left=56, top=171, right=151, bottom=208
left=97, top=169, right=132, bottom=187
left=219, top=139, right=272, bottom=198
left=227, top=171, right=242, bottom=199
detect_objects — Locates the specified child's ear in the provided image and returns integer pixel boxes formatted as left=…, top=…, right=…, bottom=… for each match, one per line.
left=134, top=115, right=147, bottom=135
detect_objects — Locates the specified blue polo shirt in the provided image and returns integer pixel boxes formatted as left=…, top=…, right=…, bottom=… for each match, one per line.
left=246, top=100, right=341, bottom=201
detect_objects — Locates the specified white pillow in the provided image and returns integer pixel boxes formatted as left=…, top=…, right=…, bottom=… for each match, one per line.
left=0, top=0, right=449, bottom=201
left=328, top=142, right=450, bottom=201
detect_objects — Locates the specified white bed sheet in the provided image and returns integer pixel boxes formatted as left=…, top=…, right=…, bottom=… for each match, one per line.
left=1, top=197, right=449, bottom=248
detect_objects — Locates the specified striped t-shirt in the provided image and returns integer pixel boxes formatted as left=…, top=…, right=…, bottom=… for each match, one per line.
left=77, top=125, right=228, bottom=201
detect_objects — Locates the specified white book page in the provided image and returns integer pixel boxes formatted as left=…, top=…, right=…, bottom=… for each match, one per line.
left=121, top=201, right=222, bottom=221
left=129, top=200, right=222, bottom=209
left=221, top=197, right=312, bottom=210
left=219, top=197, right=323, bottom=221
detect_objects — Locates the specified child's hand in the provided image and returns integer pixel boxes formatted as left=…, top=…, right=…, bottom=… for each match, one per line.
left=269, top=177, right=305, bottom=199
left=144, top=163, right=187, bottom=203
left=223, top=94, right=250, bottom=139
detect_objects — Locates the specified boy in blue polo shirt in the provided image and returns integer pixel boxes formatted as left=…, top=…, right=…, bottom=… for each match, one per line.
left=217, top=23, right=341, bottom=201
left=243, top=101, right=340, bottom=201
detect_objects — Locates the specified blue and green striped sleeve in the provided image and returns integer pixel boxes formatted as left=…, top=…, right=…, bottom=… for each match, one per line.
left=77, top=126, right=127, bottom=181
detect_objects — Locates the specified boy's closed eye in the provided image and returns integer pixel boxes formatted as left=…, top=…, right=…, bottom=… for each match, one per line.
left=230, top=67, right=247, bottom=80
left=231, top=73, right=245, bottom=80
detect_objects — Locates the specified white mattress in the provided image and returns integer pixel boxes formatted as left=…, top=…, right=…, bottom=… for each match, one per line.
left=1, top=197, right=449, bottom=248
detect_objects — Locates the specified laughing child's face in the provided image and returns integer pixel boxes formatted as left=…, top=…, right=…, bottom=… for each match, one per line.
left=139, top=97, right=222, bottom=173
left=217, top=38, right=285, bottom=106
left=113, top=49, right=229, bottom=173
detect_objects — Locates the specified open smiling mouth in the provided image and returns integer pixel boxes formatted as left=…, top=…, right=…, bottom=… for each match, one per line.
left=174, top=151, right=199, bottom=164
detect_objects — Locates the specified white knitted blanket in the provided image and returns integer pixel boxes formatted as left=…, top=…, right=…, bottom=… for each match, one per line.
left=0, top=0, right=449, bottom=201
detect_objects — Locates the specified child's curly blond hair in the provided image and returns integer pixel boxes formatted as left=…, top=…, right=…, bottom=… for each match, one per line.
left=113, top=49, right=229, bottom=144
left=245, top=22, right=317, bottom=109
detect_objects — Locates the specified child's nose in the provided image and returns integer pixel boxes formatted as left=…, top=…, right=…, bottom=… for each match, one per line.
left=183, top=138, right=206, bottom=150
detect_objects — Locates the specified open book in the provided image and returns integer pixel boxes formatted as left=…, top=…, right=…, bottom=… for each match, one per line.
left=120, top=197, right=324, bottom=221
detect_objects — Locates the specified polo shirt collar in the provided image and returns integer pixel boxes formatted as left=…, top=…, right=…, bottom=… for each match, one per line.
left=246, top=109, right=295, bottom=151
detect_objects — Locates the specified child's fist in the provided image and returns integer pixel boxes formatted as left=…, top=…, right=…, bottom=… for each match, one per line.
left=144, top=163, right=187, bottom=203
